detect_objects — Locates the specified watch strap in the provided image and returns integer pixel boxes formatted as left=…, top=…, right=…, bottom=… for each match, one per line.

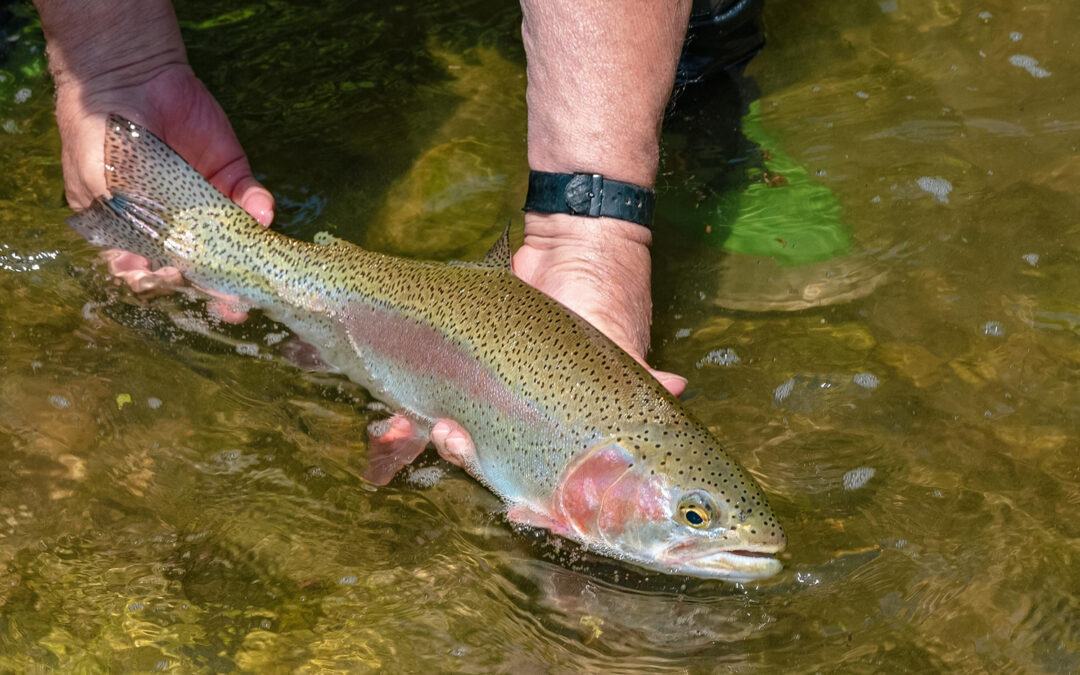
left=523, top=171, right=655, bottom=228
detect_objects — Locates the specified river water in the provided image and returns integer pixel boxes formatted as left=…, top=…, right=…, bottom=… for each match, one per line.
left=1, top=0, right=1078, bottom=671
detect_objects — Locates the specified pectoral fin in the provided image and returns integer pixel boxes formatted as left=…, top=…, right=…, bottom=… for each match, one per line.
left=507, top=504, right=573, bottom=538
left=363, top=413, right=431, bottom=485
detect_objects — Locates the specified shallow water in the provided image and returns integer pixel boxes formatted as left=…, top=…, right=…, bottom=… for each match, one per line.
left=2, top=0, right=1079, bottom=671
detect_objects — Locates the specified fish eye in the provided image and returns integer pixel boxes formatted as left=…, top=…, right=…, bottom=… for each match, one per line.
left=682, top=506, right=708, bottom=527
left=677, top=491, right=715, bottom=530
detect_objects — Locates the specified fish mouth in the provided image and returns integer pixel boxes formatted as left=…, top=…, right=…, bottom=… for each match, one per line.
left=655, top=543, right=784, bottom=581
left=727, top=549, right=778, bottom=558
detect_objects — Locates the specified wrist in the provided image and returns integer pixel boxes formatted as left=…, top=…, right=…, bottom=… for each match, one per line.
left=522, top=211, right=652, bottom=252
left=520, top=0, right=692, bottom=188
left=523, top=171, right=656, bottom=228
left=526, top=119, right=660, bottom=189
left=37, top=0, right=188, bottom=94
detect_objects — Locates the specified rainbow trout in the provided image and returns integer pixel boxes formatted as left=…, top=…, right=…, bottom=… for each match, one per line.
left=70, top=115, right=786, bottom=580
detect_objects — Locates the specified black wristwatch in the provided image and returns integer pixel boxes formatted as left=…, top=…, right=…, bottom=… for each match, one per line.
left=523, top=171, right=655, bottom=229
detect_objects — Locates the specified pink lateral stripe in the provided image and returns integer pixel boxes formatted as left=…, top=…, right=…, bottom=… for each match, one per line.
left=341, top=302, right=550, bottom=430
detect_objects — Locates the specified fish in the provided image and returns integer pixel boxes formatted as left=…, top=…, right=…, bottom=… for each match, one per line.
left=69, top=115, right=787, bottom=581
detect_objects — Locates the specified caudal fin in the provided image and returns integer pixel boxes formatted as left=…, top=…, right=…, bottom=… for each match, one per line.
left=67, top=115, right=261, bottom=272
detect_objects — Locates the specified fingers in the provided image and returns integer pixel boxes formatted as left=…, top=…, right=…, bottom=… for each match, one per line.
left=103, top=250, right=182, bottom=297
left=430, top=420, right=476, bottom=469
left=101, top=250, right=250, bottom=321
left=58, top=110, right=110, bottom=210
left=649, top=369, right=688, bottom=397
left=205, top=300, right=249, bottom=324
left=233, top=175, right=275, bottom=227
left=204, top=153, right=275, bottom=227
left=627, top=350, right=687, bottom=397
left=112, top=267, right=183, bottom=296
left=200, top=287, right=251, bottom=324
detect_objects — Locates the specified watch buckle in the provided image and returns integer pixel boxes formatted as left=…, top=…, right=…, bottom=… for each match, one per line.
left=564, top=173, right=604, bottom=217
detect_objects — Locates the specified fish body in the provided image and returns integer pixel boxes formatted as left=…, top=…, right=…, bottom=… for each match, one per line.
left=70, top=115, right=786, bottom=580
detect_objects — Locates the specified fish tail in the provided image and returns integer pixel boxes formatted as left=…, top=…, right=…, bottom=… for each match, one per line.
left=68, top=192, right=183, bottom=270
left=67, top=114, right=265, bottom=276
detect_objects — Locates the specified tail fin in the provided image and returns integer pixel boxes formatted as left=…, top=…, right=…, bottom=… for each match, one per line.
left=68, top=192, right=184, bottom=270
left=67, top=114, right=261, bottom=271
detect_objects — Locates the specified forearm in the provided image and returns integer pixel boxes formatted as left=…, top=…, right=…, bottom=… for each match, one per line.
left=514, top=0, right=691, bottom=362
left=518, top=0, right=692, bottom=277
left=520, top=0, right=692, bottom=189
left=35, top=0, right=187, bottom=92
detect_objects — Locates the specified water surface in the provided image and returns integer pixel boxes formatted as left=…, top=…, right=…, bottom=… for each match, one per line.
left=1, top=0, right=1078, bottom=671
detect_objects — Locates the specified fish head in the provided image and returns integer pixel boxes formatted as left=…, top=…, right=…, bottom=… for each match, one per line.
left=550, top=431, right=786, bottom=582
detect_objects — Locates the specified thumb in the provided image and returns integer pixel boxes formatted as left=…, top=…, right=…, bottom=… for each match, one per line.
left=232, top=174, right=275, bottom=227
left=649, top=368, right=688, bottom=397
left=203, top=154, right=275, bottom=227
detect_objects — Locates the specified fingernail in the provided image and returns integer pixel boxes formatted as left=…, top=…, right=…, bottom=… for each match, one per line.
left=446, top=434, right=470, bottom=458
left=243, top=189, right=275, bottom=227
left=658, top=374, right=688, bottom=397
left=430, top=422, right=449, bottom=446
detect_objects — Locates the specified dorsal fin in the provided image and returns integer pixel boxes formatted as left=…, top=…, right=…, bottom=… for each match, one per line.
left=449, top=221, right=513, bottom=270
left=482, top=221, right=513, bottom=269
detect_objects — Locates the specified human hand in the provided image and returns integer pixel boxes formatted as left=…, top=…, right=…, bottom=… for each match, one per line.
left=430, top=211, right=688, bottom=468
left=513, top=212, right=687, bottom=396
left=37, top=0, right=274, bottom=320
left=39, top=2, right=272, bottom=217
left=515, top=0, right=690, bottom=396
left=54, top=65, right=274, bottom=321
left=56, top=64, right=273, bottom=222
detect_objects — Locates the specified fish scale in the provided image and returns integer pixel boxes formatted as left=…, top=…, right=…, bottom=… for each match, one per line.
left=69, top=114, right=786, bottom=580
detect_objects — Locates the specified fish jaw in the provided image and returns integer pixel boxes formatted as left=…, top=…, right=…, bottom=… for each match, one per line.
left=537, top=441, right=786, bottom=581
left=650, top=536, right=784, bottom=582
